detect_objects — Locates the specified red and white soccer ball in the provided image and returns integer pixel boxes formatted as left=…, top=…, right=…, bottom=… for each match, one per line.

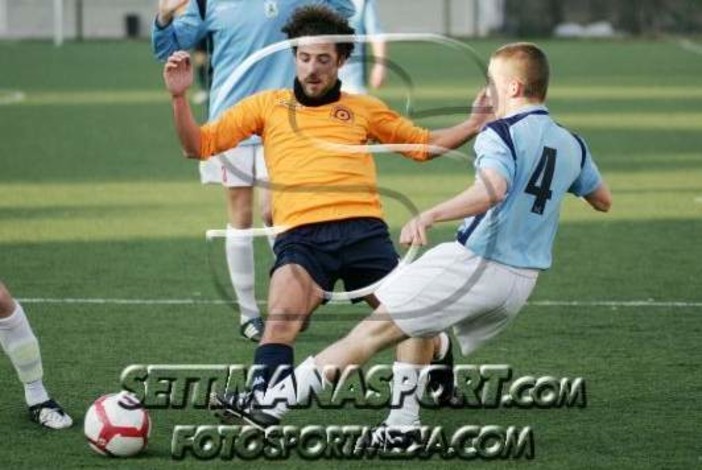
left=84, top=392, right=151, bottom=458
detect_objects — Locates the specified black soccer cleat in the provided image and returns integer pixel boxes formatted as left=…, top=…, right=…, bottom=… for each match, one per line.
left=427, top=333, right=455, bottom=407
left=240, top=407, right=280, bottom=430
left=209, top=391, right=279, bottom=430
left=209, top=391, right=251, bottom=424
left=240, top=317, right=264, bottom=342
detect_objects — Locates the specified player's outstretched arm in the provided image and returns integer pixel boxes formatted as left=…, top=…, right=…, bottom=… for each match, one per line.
left=425, top=88, right=495, bottom=158
left=163, top=51, right=201, bottom=158
left=399, top=168, right=507, bottom=246
left=584, top=182, right=612, bottom=212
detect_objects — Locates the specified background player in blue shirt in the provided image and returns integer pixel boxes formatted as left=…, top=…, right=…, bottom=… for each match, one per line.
left=151, top=0, right=355, bottom=342
left=238, top=42, right=613, bottom=445
left=339, top=0, right=386, bottom=94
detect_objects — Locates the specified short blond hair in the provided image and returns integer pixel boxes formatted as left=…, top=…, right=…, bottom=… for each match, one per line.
left=492, top=42, right=550, bottom=100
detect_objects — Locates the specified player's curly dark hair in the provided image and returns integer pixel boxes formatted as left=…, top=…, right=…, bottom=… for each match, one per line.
left=281, top=5, right=355, bottom=59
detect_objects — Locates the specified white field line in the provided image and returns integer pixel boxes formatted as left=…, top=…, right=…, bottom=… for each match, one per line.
left=16, top=298, right=702, bottom=308
left=0, top=90, right=26, bottom=105
left=678, top=38, right=702, bottom=56
left=529, top=300, right=702, bottom=308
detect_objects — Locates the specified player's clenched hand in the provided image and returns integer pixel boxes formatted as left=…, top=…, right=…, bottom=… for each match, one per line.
left=400, top=213, right=434, bottom=247
left=157, top=0, right=189, bottom=27
left=468, top=87, right=495, bottom=129
left=163, top=51, right=193, bottom=98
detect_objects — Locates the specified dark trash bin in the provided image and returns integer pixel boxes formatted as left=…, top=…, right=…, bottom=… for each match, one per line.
left=125, top=14, right=141, bottom=38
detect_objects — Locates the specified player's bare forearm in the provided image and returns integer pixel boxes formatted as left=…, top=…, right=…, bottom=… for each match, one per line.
left=163, top=51, right=201, bottom=158
left=400, top=169, right=506, bottom=246
left=427, top=186, right=498, bottom=224
left=584, top=182, right=612, bottom=212
left=369, top=41, right=387, bottom=89
left=171, top=96, right=202, bottom=158
left=426, top=120, right=482, bottom=158
left=425, top=88, right=495, bottom=158
left=370, top=40, right=387, bottom=65
left=401, top=188, right=488, bottom=247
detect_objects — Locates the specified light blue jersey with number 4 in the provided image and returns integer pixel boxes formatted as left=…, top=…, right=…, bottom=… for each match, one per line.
left=457, top=105, right=603, bottom=270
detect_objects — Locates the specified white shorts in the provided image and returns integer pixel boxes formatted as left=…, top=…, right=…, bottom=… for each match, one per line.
left=376, top=242, right=539, bottom=356
left=199, top=144, right=268, bottom=188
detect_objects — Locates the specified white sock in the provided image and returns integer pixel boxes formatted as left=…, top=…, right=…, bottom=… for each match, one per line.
left=385, top=362, right=427, bottom=427
left=0, top=302, right=49, bottom=406
left=25, top=379, right=50, bottom=407
left=261, top=356, right=326, bottom=419
left=433, top=332, right=450, bottom=361
left=226, top=225, right=261, bottom=324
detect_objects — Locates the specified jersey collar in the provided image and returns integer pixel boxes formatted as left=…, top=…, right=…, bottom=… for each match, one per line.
left=503, top=104, right=549, bottom=119
left=293, top=78, right=342, bottom=107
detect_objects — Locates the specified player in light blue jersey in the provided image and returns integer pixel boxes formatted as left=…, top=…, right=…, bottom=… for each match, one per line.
left=339, top=0, right=386, bottom=94
left=233, top=43, right=612, bottom=447
left=151, top=0, right=355, bottom=342
left=457, top=89, right=604, bottom=269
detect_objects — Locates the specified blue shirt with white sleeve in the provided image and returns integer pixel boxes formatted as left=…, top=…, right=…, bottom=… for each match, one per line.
left=152, top=0, right=355, bottom=130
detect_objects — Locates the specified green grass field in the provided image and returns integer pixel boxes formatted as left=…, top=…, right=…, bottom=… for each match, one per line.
left=1, top=38, right=701, bottom=469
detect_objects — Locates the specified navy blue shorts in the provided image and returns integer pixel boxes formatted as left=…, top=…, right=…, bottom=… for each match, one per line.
left=271, top=217, right=399, bottom=301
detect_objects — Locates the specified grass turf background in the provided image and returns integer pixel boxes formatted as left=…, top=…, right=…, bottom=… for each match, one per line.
left=1, top=38, right=701, bottom=468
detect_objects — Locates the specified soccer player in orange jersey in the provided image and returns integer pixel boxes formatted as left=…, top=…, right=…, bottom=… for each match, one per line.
left=163, top=5, right=493, bottom=417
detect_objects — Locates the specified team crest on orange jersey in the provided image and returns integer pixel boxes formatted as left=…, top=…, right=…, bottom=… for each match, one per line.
left=331, top=105, right=354, bottom=124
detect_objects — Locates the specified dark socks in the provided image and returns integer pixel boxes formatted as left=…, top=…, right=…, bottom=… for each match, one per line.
left=251, top=344, right=294, bottom=396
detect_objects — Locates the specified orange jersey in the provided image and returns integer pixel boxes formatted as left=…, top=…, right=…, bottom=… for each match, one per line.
left=199, top=89, right=430, bottom=230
